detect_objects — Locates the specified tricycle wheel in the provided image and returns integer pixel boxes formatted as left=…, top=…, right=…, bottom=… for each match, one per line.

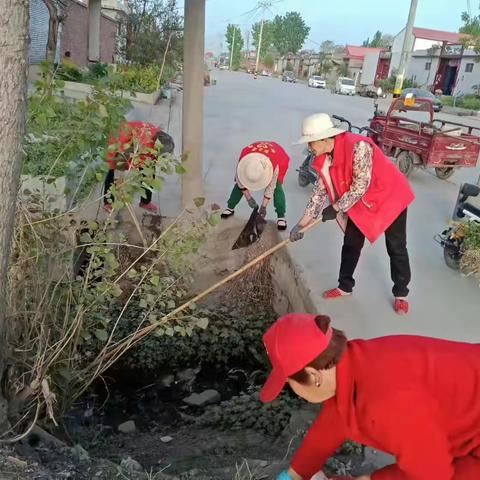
left=298, top=172, right=310, bottom=187
left=435, top=167, right=455, bottom=180
left=443, top=245, right=461, bottom=270
left=396, top=151, right=414, bottom=177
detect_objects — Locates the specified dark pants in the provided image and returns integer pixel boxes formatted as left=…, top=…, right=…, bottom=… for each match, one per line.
left=227, top=182, right=286, bottom=217
left=338, top=209, right=411, bottom=297
left=104, top=169, right=152, bottom=205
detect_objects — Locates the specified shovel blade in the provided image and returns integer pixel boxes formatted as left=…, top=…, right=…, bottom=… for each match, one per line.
left=232, top=208, right=267, bottom=250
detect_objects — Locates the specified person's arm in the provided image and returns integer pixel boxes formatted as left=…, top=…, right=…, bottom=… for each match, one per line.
left=261, top=166, right=279, bottom=214
left=370, top=391, right=454, bottom=480
left=235, top=175, right=255, bottom=203
left=334, top=142, right=373, bottom=213
left=289, top=401, right=347, bottom=479
left=299, top=179, right=328, bottom=227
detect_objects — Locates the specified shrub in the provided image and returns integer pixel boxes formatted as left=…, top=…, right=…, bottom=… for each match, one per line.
left=198, top=389, right=300, bottom=437
left=55, top=59, right=84, bottom=82
left=114, top=306, right=276, bottom=373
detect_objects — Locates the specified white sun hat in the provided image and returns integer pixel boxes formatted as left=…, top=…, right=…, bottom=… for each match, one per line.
left=236, top=152, right=274, bottom=191
left=294, top=113, right=345, bottom=144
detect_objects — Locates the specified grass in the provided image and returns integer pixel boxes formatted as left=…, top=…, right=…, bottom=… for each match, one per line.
left=442, top=94, right=480, bottom=111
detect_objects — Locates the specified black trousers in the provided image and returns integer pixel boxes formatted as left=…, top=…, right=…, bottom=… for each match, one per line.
left=103, top=169, right=152, bottom=205
left=338, top=209, right=411, bottom=297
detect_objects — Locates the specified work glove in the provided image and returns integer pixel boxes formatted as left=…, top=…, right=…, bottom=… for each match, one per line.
left=289, top=224, right=304, bottom=242
left=247, top=197, right=258, bottom=209
left=259, top=205, right=267, bottom=218
left=322, top=205, right=338, bottom=222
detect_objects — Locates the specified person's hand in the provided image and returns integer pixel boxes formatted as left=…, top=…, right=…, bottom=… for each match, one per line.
left=259, top=205, right=267, bottom=217
left=322, top=204, right=338, bottom=222
left=247, top=197, right=258, bottom=209
left=289, top=224, right=304, bottom=242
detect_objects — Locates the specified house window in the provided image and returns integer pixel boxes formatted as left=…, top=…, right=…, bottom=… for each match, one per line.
left=425, top=62, right=431, bottom=71
left=466, top=63, right=474, bottom=72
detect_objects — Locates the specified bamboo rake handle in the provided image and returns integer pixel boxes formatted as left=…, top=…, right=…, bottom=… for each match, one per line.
left=100, top=218, right=323, bottom=367
left=164, top=217, right=324, bottom=319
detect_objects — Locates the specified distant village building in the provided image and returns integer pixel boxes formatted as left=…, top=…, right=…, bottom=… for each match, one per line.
left=388, top=27, right=478, bottom=95
left=29, top=0, right=119, bottom=68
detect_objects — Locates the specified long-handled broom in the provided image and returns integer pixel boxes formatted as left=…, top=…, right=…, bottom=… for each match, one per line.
left=89, top=218, right=323, bottom=374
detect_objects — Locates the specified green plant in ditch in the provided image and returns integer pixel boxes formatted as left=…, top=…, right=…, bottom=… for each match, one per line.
left=460, top=222, right=480, bottom=282
left=113, top=306, right=276, bottom=373
left=198, top=389, right=300, bottom=437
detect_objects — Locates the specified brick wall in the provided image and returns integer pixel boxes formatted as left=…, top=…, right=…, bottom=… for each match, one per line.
left=60, top=0, right=117, bottom=67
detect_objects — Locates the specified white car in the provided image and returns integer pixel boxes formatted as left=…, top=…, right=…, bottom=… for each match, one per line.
left=219, top=65, right=229, bottom=70
left=308, top=76, right=326, bottom=88
left=335, top=77, right=356, bottom=95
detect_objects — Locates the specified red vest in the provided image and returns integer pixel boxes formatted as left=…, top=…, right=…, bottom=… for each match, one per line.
left=311, top=132, right=415, bottom=243
left=107, top=121, right=161, bottom=170
left=239, top=141, right=290, bottom=184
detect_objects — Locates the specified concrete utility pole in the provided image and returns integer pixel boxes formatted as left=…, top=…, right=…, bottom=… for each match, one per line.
left=182, top=0, right=206, bottom=207
left=88, top=0, right=101, bottom=62
left=229, top=25, right=236, bottom=70
left=393, top=0, right=418, bottom=97
left=254, top=1, right=272, bottom=74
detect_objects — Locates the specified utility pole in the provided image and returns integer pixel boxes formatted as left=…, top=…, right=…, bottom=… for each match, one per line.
left=182, top=0, right=205, bottom=207
left=229, top=25, right=236, bottom=70
left=393, top=0, right=418, bottom=97
left=254, top=1, right=272, bottom=74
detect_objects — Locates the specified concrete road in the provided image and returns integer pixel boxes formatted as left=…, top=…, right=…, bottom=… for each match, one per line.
left=137, top=70, right=480, bottom=342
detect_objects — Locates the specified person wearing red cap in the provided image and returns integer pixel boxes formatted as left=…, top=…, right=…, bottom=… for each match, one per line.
left=104, top=121, right=175, bottom=214
left=221, top=141, right=290, bottom=230
left=261, top=313, right=480, bottom=480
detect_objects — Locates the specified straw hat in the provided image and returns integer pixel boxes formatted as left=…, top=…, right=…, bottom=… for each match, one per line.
left=295, top=113, right=345, bottom=144
left=236, top=152, right=273, bottom=191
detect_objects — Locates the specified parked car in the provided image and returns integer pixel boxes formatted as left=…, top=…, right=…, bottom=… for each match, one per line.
left=334, top=77, right=356, bottom=95
left=401, top=88, right=443, bottom=112
left=358, top=85, right=386, bottom=98
left=308, top=75, right=326, bottom=88
left=219, top=65, right=229, bottom=70
left=261, top=70, right=272, bottom=77
left=282, top=71, right=296, bottom=83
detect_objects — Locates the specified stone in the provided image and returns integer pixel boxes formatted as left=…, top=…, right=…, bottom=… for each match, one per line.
left=71, top=444, right=90, bottom=464
left=118, top=420, right=136, bottom=434
left=6, top=456, right=28, bottom=469
left=183, top=389, right=220, bottom=407
left=120, top=456, right=143, bottom=473
left=160, top=435, right=173, bottom=443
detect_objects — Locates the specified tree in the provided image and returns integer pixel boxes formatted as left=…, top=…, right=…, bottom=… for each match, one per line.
left=272, top=11, right=310, bottom=55
left=42, top=0, right=67, bottom=62
left=263, top=52, right=274, bottom=69
left=460, top=11, right=480, bottom=55
left=320, top=40, right=335, bottom=55
left=362, top=30, right=394, bottom=48
left=316, top=40, right=335, bottom=76
left=251, top=20, right=274, bottom=61
left=0, top=0, right=30, bottom=429
left=337, top=62, right=350, bottom=77
left=225, top=24, right=244, bottom=70
left=125, top=0, right=183, bottom=66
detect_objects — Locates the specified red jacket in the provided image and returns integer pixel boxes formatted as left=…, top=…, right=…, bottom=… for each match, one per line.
left=291, top=336, right=480, bottom=480
left=239, top=141, right=290, bottom=184
left=311, top=133, right=414, bottom=243
left=107, top=121, right=161, bottom=170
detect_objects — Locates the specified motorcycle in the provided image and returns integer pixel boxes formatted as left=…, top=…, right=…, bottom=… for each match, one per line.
left=436, top=181, right=480, bottom=270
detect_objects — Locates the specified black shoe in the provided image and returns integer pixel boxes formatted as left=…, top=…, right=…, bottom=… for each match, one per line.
left=277, top=218, right=287, bottom=231
left=221, top=208, right=234, bottom=219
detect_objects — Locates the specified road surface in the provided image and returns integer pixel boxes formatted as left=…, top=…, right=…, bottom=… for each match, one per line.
left=135, top=70, right=480, bottom=342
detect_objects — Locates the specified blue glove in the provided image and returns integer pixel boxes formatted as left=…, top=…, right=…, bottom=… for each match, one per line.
left=277, top=471, right=293, bottom=480
left=247, top=197, right=258, bottom=209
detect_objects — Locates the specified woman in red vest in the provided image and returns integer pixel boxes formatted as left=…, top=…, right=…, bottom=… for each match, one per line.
left=104, top=121, right=175, bottom=214
left=291, top=114, right=414, bottom=315
left=261, top=313, right=480, bottom=480
left=221, top=141, right=290, bottom=230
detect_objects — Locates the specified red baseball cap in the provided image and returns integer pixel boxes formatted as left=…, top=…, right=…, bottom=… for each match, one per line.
left=260, top=314, right=333, bottom=403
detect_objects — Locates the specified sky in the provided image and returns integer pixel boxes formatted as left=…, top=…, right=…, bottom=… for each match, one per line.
left=204, top=0, right=475, bottom=54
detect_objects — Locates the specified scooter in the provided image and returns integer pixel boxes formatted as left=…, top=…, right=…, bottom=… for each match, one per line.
left=436, top=182, right=480, bottom=269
